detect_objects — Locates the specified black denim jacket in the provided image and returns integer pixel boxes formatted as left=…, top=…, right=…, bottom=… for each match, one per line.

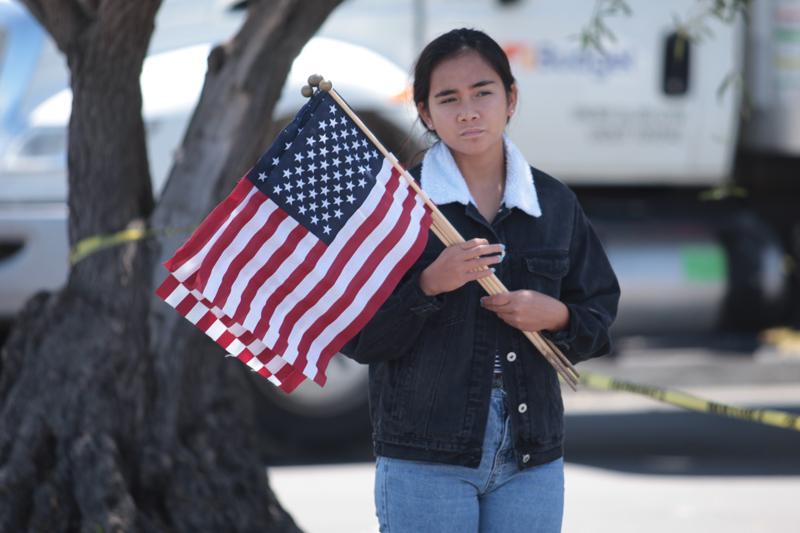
left=342, top=165, right=620, bottom=469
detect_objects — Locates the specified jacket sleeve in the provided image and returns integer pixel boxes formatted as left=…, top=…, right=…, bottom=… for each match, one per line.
left=341, top=249, right=444, bottom=364
left=542, top=198, right=620, bottom=364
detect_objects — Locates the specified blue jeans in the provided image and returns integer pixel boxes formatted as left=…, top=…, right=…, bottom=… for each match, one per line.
left=374, top=387, right=564, bottom=532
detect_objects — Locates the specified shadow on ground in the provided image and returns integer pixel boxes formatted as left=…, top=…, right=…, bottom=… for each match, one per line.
left=269, top=405, right=800, bottom=478
left=565, top=406, right=800, bottom=476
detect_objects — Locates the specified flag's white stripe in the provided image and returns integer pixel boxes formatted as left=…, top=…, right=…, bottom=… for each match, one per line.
left=257, top=162, right=397, bottom=347
left=185, top=301, right=208, bottom=324
left=205, top=299, right=225, bottom=318
left=227, top=338, right=246, bottom=355
left=240, top=230, right=318, bottom=332
left=374, top=157, right=394, bottom=186
left=302, top=197, right=428, bottom=378
left=266, top=357, right=286, bottom=374
left=206, top=319, right=227, bottom=341
left=221, top=213, right=301, bottom=318
left=172, top=187, right=259, bottom=282
left=248, top=341, right=267, bottom=356
left=225, top=321, right=247, bottom=337
left=276, top=176, right=413, bottom=362
left=165, top=283, right=190, bottom=307
left=201, top=201, right=279, bottom=302
left=246, top=358, right=263, bottom=371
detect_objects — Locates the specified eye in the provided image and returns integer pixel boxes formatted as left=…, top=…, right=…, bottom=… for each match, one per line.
left=476, top=90, right=492, bottom=97
left=438, top=97, right=456, bottom=104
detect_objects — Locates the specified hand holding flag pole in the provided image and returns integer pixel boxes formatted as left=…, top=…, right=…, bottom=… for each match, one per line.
left=304, top=75, right=580, bottom=390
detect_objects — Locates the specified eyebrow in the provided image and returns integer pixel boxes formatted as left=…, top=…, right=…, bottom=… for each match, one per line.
left=433, top=80, right=496, bottom=99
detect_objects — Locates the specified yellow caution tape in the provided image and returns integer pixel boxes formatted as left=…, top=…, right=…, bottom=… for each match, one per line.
left=69, top=226, right=192, bottom=265
left=578, top=371, right=800, bottom=432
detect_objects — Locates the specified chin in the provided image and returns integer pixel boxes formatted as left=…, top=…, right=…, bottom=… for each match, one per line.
left=448, top=135, right=501, bottom=158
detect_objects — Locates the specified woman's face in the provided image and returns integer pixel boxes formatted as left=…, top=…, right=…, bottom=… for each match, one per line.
left=418, top=50, right=516, bottom=160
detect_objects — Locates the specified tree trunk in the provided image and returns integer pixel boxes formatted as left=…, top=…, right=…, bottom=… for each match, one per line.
left=0, top=0, right=342, bottom=530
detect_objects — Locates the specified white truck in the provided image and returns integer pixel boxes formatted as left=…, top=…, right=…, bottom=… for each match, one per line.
left=1, top=0, right=797, bottom=450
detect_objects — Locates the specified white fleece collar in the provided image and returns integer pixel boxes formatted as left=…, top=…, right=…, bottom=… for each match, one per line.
left=420, top=135, right=542, bottom=217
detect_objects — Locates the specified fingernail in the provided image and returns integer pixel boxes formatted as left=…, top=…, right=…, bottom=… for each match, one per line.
left=500, top=244, right=506, bottom=250
left=500, top=251, right=506, bottom=261
left=490, top=267, right=496, bottom=273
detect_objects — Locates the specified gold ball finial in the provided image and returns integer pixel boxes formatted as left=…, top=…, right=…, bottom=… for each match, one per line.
left=308, top=74, right=323, bottom=87
left=319, top=80, right=333, bottom=92
left=301, top=85, right=314, bottom=97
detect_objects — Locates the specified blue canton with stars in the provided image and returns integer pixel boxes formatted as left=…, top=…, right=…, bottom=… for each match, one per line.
left=246, top=91, right=384, bottom=245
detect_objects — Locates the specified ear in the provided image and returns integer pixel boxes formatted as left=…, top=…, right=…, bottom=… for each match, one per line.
left=417, top=101, right=434, bottom=130
left=507, top=83, right=518, bottom=117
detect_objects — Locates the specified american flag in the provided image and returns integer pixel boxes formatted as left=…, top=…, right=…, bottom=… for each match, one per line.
left=157, top=90, right=432, bottom=392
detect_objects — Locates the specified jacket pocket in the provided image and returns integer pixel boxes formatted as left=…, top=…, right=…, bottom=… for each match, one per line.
left=517, top=251, right=570, bottom=297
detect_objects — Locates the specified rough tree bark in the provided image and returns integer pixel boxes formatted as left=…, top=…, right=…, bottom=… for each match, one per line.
left=0, top=0, right=342, bottom=531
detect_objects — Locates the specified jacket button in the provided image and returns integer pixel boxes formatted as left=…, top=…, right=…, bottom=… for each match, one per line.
left=518, top=403, right=527, bottom=414
left=522, top=454, right=531, bottom=463
left=506, top=351, right=517, bottom=362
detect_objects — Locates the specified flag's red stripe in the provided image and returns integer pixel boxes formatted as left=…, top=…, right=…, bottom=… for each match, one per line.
left=232, top=224, right=316, bottom=326
left=195, top=311, right=217, bottom=334
left=248, top=238, right=327, bottom=339
left=191, top=189, right=268, bottom=293
left=293, top=179, right=418, bottom=375
left=216, top=330, right=236, bottom=349
left=313, top=209, right=432, bottom=386
left=175, top=292, right=199, bottom=316
left=155, top=275, right=180, bottom=300
left=212, top=207, right=289, bottom=310
left=274, top=364, right=296, bottom=383
left=278, top=370, right=307, bottom=393
left=237, top=349, right=254, bottom=364
left=262, top=171, right=402, bottom=347
left=254, top=346, right=280, bottom=364
left=164, top=176, right=254, bottom=272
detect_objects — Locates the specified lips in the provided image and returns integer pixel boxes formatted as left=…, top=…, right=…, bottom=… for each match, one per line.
left=460, top=128, right=484, bottom=137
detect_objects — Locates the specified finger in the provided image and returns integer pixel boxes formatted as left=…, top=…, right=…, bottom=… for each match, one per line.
left=476, top=243, right=506, bottom=256
left=459, top=238, right=489, bottom=251
left=466, top=268, right=496, bottom=282
left=466, top=255, right=503, bottom=270
left=481, top=292, right=512, bottom=307
left=461, top=243, right=505, bottom=260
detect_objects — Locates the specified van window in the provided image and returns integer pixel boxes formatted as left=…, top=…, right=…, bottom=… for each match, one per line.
left=663, top=32, right=690, bottom=96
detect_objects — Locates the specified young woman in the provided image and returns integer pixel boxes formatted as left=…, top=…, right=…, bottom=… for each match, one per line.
left=344, top=28, right=620, bottom=532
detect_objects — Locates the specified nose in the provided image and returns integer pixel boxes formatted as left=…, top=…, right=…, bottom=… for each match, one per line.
left=457, top=105, right=479, bottom=122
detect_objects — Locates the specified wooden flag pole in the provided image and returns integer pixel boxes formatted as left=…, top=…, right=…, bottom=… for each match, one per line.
left=305, top=75, right=580, bottom=390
